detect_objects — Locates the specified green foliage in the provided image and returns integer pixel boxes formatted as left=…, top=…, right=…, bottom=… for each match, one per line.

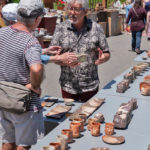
left=11, top=0, right=20, bottom=2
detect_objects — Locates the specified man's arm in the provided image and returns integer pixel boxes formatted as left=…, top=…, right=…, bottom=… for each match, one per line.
left=30, top=64, right=43, bottom=89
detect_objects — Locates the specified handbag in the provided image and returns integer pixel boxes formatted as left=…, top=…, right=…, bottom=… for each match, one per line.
left=0, top=81, right=31, bottom=114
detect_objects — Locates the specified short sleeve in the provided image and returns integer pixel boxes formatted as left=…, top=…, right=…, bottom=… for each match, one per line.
left=25, top=42, right=42, bottom=66
left=97, top=24, right=109, bottom=52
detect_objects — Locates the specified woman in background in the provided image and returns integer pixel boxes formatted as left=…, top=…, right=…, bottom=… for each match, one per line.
left=126, top=0, right=147, bottom=54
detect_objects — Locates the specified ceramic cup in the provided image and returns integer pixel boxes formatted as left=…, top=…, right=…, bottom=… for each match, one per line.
left=70, top=122, right=80, bottom=138
left=105, top=122, right=114, bottom=135
left=78, top=113, right=87, bottom=125
left=91, top=122, right=101, bottom=136
left=88, top=118, right=99, bottom=131
left=61, top=129, right=73, bottom=143
left=73, top=118, right=84, bottom=132
left=56, top=135, right=68, bottom=150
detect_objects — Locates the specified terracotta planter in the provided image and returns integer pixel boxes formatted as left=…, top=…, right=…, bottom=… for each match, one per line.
left=57, top=6, right=65, bottom=10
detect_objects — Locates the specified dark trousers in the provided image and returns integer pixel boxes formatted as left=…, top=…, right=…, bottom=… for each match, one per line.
left=132, top=30, right=142, bottom=50
left=61, top=87, right=99, bottom=102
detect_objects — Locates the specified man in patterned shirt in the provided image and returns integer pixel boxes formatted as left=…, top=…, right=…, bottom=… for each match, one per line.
left=51, top=0, right=110, bottom=102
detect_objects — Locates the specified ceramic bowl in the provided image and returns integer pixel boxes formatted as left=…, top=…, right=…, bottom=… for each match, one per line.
left=64, top=98, right=74, bottom=106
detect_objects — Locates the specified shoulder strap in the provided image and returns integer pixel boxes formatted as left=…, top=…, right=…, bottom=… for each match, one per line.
left=132, top=8, right=139, bottom=18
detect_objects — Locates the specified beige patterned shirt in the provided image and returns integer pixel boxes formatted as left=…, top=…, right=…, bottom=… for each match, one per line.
left=51, top=17, right=109, bottom=94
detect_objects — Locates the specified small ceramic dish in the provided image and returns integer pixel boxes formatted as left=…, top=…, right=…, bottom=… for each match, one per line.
left=142, top=56, right=147, bottom=60
left=64, top=98, right=74, bottom=106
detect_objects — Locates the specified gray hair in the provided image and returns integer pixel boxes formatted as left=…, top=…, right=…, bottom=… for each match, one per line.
left=67, top=0, right=89, bottom=9
left=17, top=8, right=44, bottom=26
left=17, top=14, right=36, bottom=26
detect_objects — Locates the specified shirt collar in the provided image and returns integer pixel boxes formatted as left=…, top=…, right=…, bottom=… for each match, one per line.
left=67, top=16, right=92, bottom=32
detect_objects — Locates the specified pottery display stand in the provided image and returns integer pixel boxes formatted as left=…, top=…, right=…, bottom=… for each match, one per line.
left=31, top=54, right=150, bottom=150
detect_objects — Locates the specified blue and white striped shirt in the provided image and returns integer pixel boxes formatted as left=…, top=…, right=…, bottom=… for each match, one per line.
left=0, top=26, right=42, bottom=111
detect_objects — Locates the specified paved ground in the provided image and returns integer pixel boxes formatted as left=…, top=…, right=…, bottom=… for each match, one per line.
left=0, top=32, right=148, bottom=147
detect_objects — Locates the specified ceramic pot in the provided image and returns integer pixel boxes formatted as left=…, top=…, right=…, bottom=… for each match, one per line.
left=140, top=82, right=150, bottom=96
left=61, top=129, right=73, bottom=143
left=56, top=135, right=68, bottom=150
left=70, top=122, right=80, bottom=138
left=73, top=118, right=84, bottom=132
left=87, top=118, right=99, bottom=131
left=78, top=113, right=87, bottom=125
left=105, top=122, right=114, bottom=135
left=91, top=122, right=101, bottom=136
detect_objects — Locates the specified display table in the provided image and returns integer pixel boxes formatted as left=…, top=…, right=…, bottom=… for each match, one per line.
left=31, top=55, right=150, bottom=150
left=32, top=93, right=150, bottom=150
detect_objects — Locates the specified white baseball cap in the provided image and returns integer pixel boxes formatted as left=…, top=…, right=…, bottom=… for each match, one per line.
left=17, top=0, right=45, bottom=17
left=2, top=3, right=18, bottom=22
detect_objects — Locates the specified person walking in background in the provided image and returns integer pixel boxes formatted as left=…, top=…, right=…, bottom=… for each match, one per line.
left=126, top=0, right=147, bottom=54
left=143, top=0, right=150, bottom=12
left=51, top=0, right=110, bottom=102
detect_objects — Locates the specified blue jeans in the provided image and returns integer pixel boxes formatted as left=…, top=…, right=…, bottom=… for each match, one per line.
left=132, top=30, right=142, bottom=50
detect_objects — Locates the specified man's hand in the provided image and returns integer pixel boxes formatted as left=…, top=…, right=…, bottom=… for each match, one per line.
left=56, top=52, right=79, bottom=67
left=25, top=83, right=41, bottom=95
left=95, top=48, right=110, bottom=65
left=42, top=46, right=61, bottom=55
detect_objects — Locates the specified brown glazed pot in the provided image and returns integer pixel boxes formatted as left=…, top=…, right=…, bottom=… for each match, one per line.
left=105, top=122, right=114, bottom=135
left=91, top=122, right=101, bottom=136
left=61, top=129, right=73, bottom=143
left=70, top=122, right=80, bottom=138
